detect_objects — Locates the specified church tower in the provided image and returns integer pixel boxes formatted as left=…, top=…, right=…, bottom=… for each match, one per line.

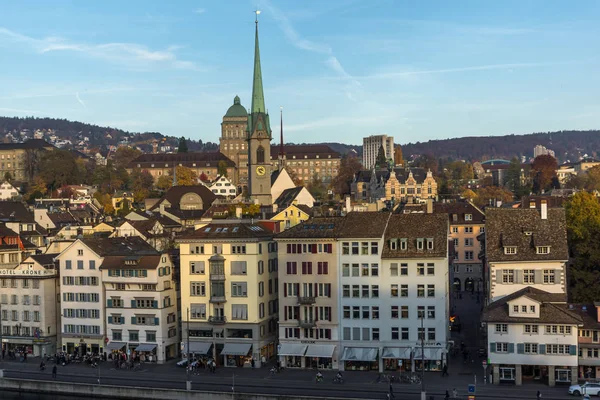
left=247, top=13, right=272, bottom=205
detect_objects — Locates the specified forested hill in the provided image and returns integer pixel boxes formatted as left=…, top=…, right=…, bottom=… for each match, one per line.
left=401, top=130, right=600, bottom=162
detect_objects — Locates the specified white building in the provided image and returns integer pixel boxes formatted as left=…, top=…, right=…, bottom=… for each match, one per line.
left=484, top=202, right=568, bottom=303
left=363, top=135, right=394, bottom=169
left=0, top=254, right=59, bottom=357
left=209, top=175, right=238, bottom=198
left=533, top=145, right=555, bottom=159
left=483, top=287, right=582, bottom=386
left=0, top=181, right=19, bottom=200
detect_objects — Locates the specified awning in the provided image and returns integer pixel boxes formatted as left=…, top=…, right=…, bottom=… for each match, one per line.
left=341, top=347, right=378, bottom=362
left=220, top=343, right=252, bottom=356
left=382, top=347, right=412, bottom=359
left=183, top=342, right=212, bottom=355
left=414, top=348, right=443, bottom=360
left=305, top=345, right=336, bottom=358
left=278, top=343, right=307, bottom=357
left=135, top=343, right=157, bottom=352
left=105, top=342, right=126, bottom=351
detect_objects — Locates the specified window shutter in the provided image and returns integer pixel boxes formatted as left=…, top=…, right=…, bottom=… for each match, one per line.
left=496, top=270, right=503, bottom=283
left=534, top=270, right=542, bottom=284
left=283, top=284, right=287, bottom=297
left=314, top=283, right=318, bottom=296
left=153, top=301, right=158, bottom=308
left=131, top=300, right=136, bottom=308
left=539, top=344, right=546, bottom=354
left=131, top=316, right=137, bottom=324
left=570, top=345, right=577, bottom=356
left=284, top=307, right=288, bottom=320
left=154, top=317, right=159, bottom=326
left=508, top=343, right=514, bottom=353
left=489, top=342, right=495, bottom=353
left=108, top=316, right=113, bottom=324
left=515, top=270, right=522, bottom=284
left=517, top=343, right=524, bottom=354
left=107, top=299, right=113, bottom=308
left=295, top=283, right=300, bottom=294
left=328, top=307, right=332, bottom=321
left=555, top=269, right=562, bottom=281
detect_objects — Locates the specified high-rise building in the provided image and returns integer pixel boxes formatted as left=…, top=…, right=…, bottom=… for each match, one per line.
left=363, top=135, right=394, bottom=170
left=533, top=145, right=555, bottom=159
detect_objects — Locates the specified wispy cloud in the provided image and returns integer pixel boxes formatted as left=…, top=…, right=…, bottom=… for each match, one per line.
left=194, top=8, right=206, bottom=14
left=75, top=92, right=86, bottom=109
left=0, top=27, right=198, bottom=71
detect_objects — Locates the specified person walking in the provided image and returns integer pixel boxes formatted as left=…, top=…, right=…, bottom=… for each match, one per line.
left=452, top=388, right=458, bottom=399
left=537, top=391, right=542, bottom=400
left=442, top=364, right=448, bottom=377
left=52, top=365, right=57, bottom=379
left=389, top=383, right=395, bottom=399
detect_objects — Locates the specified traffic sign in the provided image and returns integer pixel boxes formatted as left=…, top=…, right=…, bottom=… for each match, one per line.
left=468, top=384, right=476, bottom=394
left=482, top=360, right=487, bottom=366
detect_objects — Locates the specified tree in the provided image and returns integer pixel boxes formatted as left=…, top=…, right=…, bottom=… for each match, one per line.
left=394, top=145, right=404, bottom=166
left=175, top=166, right=198, bottom=186
left=3, top=171, right=12, bottom=182
left=130, top=169, right=154, bottom=203
left=531, top=155, right=558, bottom=193
left=156, top=175, right=172, bottom=191
left=473, top=186, right=514, bottom=207
left=23, top=148, right=42, bottom=182
left=113, top=147, right=142, bottom=170
left=178, top=137, right=188, bottom=153
left=565, top=192, right=600, bottom=302
left=585, top=165, right=600, bottom=191
left=58, top=186, right=75, bottom=199
left=461, top=189, right=477, bottom=201
left=332, top=155, right=362, bottom=195
left=307, top=173, right=327, bottom=200
left=413, top=153, right=438, bottom=175
left=217, top=160, right=228, bottom=177
left=94, top=192, right=115, bottom=215
left=375, top=145, right=387, bottom=169
left=38, top=150, right=78, bottom=191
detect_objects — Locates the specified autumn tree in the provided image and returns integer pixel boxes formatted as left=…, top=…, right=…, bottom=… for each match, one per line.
left=565, top=192, right=600, bottom=302
left=38, top=150, right=79, bottom=191
left=178, top=137, right=188, bottom=153
left=130, top=169, right=154, bottom=202
left=156, top=175, right=172, bottom=191
left=531, top=155, right=558, bottom=193
left=217, top=160, right=229, bottom=177
left=394, top=145, right=404, bottom=166
left=473, top=186, right=514, bottom=207
left=113, top=146, right=142, bottom=170
left=332, top=155, right=362, bottom=195
left=94, top=192, right=115, bottom=214
left=585, top=165, right=600, bottom=191
left=461, top=189, right=477, bottom=201
left=23, top=148, right=42, bottom=182
left=3, top=172, right=12, bottom=182
left=175, top=166, right=198, bottom=186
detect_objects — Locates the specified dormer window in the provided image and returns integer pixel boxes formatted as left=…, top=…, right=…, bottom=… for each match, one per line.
left=536, top=246, right=550, bottom=254
left=400, top=239, right=407, bottom=251
left=504, top=246, right=517, bottom=255
left=426, top=238, right=434, bottom=250
left=390, top=239, right=398, bottom=250
left=416, top=238, right=424, bottom=251
left=465, top=214, right=472, bottom=221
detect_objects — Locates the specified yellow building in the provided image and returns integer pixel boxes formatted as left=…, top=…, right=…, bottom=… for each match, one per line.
left=176, top=223, right=278, bottom=367
left=0, top=139, right=54, bottom=181
left=111, top=191, right=134, bottom=212
left=270, top=203, right=311, bottom=231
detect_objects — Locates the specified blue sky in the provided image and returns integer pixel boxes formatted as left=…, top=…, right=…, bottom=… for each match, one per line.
left=1, top=0, right=599, bottom=145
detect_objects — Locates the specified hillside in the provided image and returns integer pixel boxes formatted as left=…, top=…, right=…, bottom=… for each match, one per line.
left=401, top=130, right=600, bottom=162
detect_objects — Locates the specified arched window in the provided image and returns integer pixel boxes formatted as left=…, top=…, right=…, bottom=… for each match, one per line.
left=256, top=146, right=265, bottom=163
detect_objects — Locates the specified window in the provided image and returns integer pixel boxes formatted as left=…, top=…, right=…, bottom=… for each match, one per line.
left=427, top=328, right=436, bottom=341
left=258, top=282, right=264, bottom=297
left=391, top=306, right=399, bottom=319
left=521, top=305, right=527, bottom=313
left=427, top=263, right=435, bottom=275
left=530, top=305, right=536, bottom=313
left=504, top=246, right=517, bottom=255
left=372, top=328, right=380, bottom=341
left=391, top=285, right=398, bottom=297
left=77, top=249, right=83, bottom=256
left=391, top=327, right=399, bottom=340
left=352, top=242, right=359, bottom=255
left=190, top=282, right=206, bottom=296
left=502, top=269, right=515, bottom=283
left=524, top=325, right=539, bottom=334
left=371, top=263, right=379, bottom=276
left=523, top=269, right=535, bottom=284
left=231, top=304, right=248, bottom=320
left=390, top=239, right=398, bottom=250
left=417, top=306, right=425, bottom=318
left=427, top=306, right=435, bottom=319
left=417, top=264, right=425, bottom=276
left=361, top=263, right=369, bottom=276
left=401, top=263, right=408, bottom=275
left=465, top=214, right=472, bottom=221
left=417, top=284, right=425, bottom=297
left=465, top=227, right=473, bottom=233
left=342, top=242, right=349, bottom=255
left=427, top=238, right=434, bottom=250
left=416, top=238, right=424, bottom=250
left=543, top=269, right=556, bottom=284
left=390, top=263, right=398, bottom=276
left=536, top=246, right=550, bottom=254
left=362, top=285, right=370, bottom=298
left=231, top=261, right=247, bottom=275
left=465, top=251, right=474, bottom=260
left=401, top=306, right=409, bottom=318
left=129, top=331, right=139, bottom=341
left=452, top=227, right=458, bottom=233
left=495, top=343, right=509, bottom=353
left=453, top=238, right=459, bottom=247
left=112, top=331, right=122, bottom=341
left=146, top=331, right=157, bottom=342
left=400, top=285, right=408, bottom=297
left=342, top=264, right=349, bottom=276
left=361, top=242, right=369, bottom=255
left=524, top=343, right=538, bottom=354
left=371, top=242, right=378, bottom=255
left=362, top=306, right=370, bottom=319
left=256, top=146, right=265, bottom=163
left=352, top=306, right=360, bottom=319
left=401, top=327, right=409, bottom=340
left=77, top=260, right=83, bottom=269
left=89, top=260, right=96, bottom=270
left=342, top=285, right=350, bottom=297
left=352, top=285, right=360, bottom=298
left=372, top=306, right=379, bottom=319
left=65, top=260, right=72, bottom=270
left=190, top=262, right=205, bottom=274
left=371, top=285, right=379, bottom=298
left=546, top=344, right=570, bottom=354
left=495, top=324, right=508, bottom=333
left=343, top=306, right=350, bottom=319
left=427, top=284, right=435, bottom=297
left=352, top=264, right=359, bottom=277
left=418, top=327, right=425, bottom=340
left=231, top=282, right=248, bottom=297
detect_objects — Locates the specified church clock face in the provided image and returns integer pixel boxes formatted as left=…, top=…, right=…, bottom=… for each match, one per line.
left=256, top=166, right=266, bottom=176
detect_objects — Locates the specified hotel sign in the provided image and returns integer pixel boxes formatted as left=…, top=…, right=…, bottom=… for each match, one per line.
left=0, top=268, right=54, bottom=276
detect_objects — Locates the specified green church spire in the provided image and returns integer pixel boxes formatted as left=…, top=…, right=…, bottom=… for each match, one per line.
left=251, top=17, right=266, bottom=115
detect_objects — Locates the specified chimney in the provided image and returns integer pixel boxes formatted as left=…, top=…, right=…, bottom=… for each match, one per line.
left=496, top=200, right=502, bottom=208
left=235, top=206, right=242, bottom=219
left=541, top=200, right=547, bottom=220
left=345, top=196, right=351, bottom=213
left=426, top=198, right=433, bottom=214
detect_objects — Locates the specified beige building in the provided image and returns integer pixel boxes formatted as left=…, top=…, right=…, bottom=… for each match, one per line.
left=176, top=223, right=278, bottom=368
left=275, top=218, right=341, bottom=369
left=220, top=96, right=250, bottom=187
left=0, top=139, right=54, bottom=182
left=273, top=145, right=341, bottom=184
left=352, top=168, right=438, bottom=203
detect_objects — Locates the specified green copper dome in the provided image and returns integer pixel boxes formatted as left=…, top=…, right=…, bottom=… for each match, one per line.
left=224, top=95, right=248, bottom=118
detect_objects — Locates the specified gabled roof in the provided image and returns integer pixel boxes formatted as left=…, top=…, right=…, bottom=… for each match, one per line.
left=100, top=255, right=162, bottom=270
left=382, top=213, right=448, bottom=258
left=126, top=220, right=164, bottom=238
left=80, top=237, right=158, bottom=257
left=337, top=212, right=391, bottom=238
left=569, top=304, right=600, bottom=330
left=434, top=201, right=485, bottom=225
left=482, top=287, right=579, bottom=324
left=274, top=187, right=304, bottom=208
left=0, top=223, right=17, bottom=236
left=276, top=217, right=344, bottom=239
left=178, top=223, right=273, bottom=241
left=29, top=253, right=59, bottom=268
left=0, top=202, right=35, bottom=223
left=485, top=208, right=568, bottom=262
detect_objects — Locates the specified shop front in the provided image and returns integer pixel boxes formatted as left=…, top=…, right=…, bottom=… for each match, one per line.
left=135, top=343, right=158, bottom=362
left=341, top=347, right=378, bottom=371
left=304, top=344, right=336, bottom=370
left=579, top=365, right=600, bottom=380
left=413, top=348, right=443, bottom=372
left=259, top=341, right=276, bottom=365
left=221, top=342, right=252, bottom=367
left=183, top=341, right=213, bottom=360
left=499, top=364, right=516, bottom=383
left=62, top=338, right=104, bottom=357
left=554, top=366, right=573, bottom=384
left=522, top=365, right=547, bottom=382
left=278, top=343, right=307, bottom=368
left=382, top=347, right=412, bottom=372
left=105, top=341, right=126, bottom=358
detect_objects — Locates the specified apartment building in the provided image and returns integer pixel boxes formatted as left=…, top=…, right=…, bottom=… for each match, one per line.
left=338, top=212, right=391, bottom=372
left=0, top=254, right=59, bottom=357
left=434, top=202, right=485, bottom=293
left=363, top=135, right=394, bottom=170
left=483, top=202, right=568, bottom=303
left=273, top=145, right=341, bottom=184
left=379, top=213, right=450, bottom=373
left=275, top=218, right=341, bottom=369
left=102, top=249, right=178, bottom=363
left=56, top=237, right=158, bottom=356
left=483, top=287, right=581, bottom=386
left=177, top=223, right=278, bottom=368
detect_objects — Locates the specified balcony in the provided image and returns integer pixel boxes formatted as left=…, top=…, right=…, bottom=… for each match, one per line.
left=208, top=316, right=227, bottom=325
left=209, top=295, right=227, bottom=303
left=297, top=296, right=316, bottom=305
left=299, top=319, right=316, bottom=329
left=210, top=272, right=226, bottom=281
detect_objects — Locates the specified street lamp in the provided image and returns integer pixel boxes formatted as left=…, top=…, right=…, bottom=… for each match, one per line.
left=420, top=314, right=426, bottom=400
left=186, top=307, right=191, bottom=391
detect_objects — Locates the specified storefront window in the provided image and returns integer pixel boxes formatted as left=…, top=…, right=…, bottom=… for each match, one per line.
left=344, top=360, right=378, bottom=371
left=500, top=367, right=515, bottom=381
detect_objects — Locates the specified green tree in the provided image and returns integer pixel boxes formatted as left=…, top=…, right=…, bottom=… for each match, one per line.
left=178, top=137, right=189, bottom=153
left=375, top=145, right=387, bottom=169
left=585, top=165, right=600, bottom=191
left=217, top=160, right=228, bottom=177
left=413, top=153, right=438, bottom=175
left=38, top=150, right=78, bottom=191
left=3, top=171, right=12, bottom=182
left=307, top=173, right=327, bottom=200
left=156, top=175, right=172, bottom=191
left=565, top=192, right=600, bottom=302
left=113, top=147, right=142, bottom=170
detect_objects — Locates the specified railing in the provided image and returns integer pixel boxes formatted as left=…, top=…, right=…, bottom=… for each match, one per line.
left=209, top=273, right=226, bottom=281
left=208, top=316, right=227, bottom=325
left=209, top=295, right=227, bottom=303
left=298, top=296, right=316, bottom=305
left=299, top=319, right=316, bottom=329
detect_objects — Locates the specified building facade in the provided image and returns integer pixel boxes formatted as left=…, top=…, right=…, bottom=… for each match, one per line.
left=363, top=135, right=394, bottom=170
left=571, top=304, right=600, bottom=380
left=177, top=223, right=278, bottom=368
left=272, top=145, right=341, bottom=185
left=275, top=218, right=341, bottom=370
left=220, top=96, right=250, bottom=186
left=0, top=140, right=54, bottom=182
left=352, top=168, right=438, bottom=204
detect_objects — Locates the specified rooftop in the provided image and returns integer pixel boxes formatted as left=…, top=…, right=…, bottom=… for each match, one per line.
left=81, top=237, right=158, bottom=257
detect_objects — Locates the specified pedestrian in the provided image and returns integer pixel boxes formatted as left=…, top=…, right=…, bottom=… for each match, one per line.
left=52, top=365, right=57, bottom=379
left=537, top=391, right=542, bottom=400
left=442, top=364, right=448, bottom=377
left=453, top=388, right=458, bottom=399
left=251, top=358, right=255, bottom=368
left=389, top=383, right=395, bottom=399
left=445, top=390, right=450, bottom=400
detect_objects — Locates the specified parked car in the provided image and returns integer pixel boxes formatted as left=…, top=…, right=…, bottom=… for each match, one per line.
left=569, top=383, right=600, bottom=396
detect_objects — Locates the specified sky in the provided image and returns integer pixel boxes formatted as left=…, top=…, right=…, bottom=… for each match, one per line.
left=0, top=0, right=599, bottom=146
